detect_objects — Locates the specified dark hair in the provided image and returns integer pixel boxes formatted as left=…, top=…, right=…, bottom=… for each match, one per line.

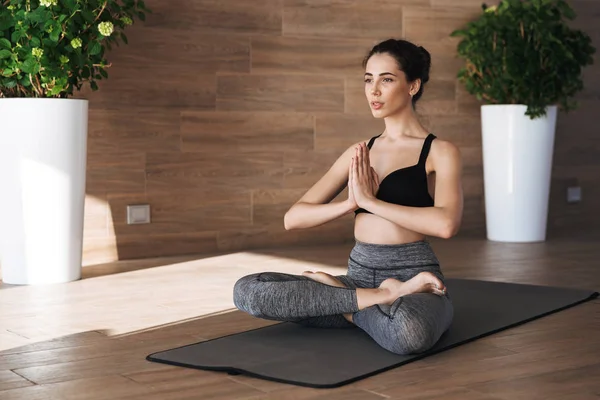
left=362, top=39, right=431, bottom=105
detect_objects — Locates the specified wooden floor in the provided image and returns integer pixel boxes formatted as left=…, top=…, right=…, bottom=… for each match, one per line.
left=1, top=232, right=599, bottom=399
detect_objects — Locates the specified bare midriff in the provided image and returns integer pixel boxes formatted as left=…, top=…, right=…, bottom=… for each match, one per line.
left=353, top=213, right=425, bottom=244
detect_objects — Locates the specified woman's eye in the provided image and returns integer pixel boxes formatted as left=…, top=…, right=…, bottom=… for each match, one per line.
left=364, top=78, right=392, bottom=83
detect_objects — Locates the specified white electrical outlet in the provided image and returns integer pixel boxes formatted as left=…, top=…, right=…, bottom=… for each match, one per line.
left=127, top=204, right=151, bottom=224
left=567, top=186, right=582, bottom=203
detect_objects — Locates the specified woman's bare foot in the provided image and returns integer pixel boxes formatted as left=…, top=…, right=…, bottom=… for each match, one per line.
left=379, top=272, right=446, bottom=305
left=302, top=271, right=354, bottom=323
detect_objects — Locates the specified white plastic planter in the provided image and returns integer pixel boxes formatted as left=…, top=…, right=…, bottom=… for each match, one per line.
left=0, top=98, right=88, bottom=284
left=481, top=104, right=557, bottom=242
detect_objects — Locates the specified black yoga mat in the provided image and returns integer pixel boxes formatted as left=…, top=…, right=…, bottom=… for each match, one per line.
left=146, top=278, right=598, bottom=388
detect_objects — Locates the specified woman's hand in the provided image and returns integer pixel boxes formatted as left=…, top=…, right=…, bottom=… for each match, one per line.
left=349, top=142, right=379, bottom=210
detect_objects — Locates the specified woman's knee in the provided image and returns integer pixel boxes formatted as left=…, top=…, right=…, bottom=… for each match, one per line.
left=232, top=273, right=262, bottom=313
left=384, top=295, right=453, bottom=355
left=233, top=272, right=295, bottom=318
left=386, top=318, right=440, bottom=355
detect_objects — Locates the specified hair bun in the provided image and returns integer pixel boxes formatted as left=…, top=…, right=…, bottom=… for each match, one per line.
left=417, top=46, right=431, bottom=83
left=418, top=46, right=431, bottom=64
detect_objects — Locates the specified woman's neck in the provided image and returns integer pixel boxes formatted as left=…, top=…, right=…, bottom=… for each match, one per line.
left=381, top=106, right=429, bottom=141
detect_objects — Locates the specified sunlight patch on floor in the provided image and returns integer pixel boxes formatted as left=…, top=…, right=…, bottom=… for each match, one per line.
left=0, top=251, right=346, bottom=352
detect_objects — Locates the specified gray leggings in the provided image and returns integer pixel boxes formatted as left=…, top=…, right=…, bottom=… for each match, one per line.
left=233, top=240, right=454, bottom=355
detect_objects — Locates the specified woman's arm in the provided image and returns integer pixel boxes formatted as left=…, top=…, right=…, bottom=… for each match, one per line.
left=284, top=143, right=360, bottom=230
left=355, top=140, right=464, bottom=238
left=284, top=200, right=355, bottom=230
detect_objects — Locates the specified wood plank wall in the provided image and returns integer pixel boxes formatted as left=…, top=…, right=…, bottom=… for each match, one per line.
left=76, top=0, right=600, bottom=265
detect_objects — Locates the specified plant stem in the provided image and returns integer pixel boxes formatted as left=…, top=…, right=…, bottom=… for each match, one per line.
left=78, top=1, right=109, bottom=37
left=466, top=61, right=482, bottom=77
left=58, top=10, right=82, bottom=44
left=94, top=1, right=109, bottom=24
left=520, top=21, right=524, bottom=38
left=34, top=74, right=44, bottom=96
left=29, top=74, right=42, bottom=96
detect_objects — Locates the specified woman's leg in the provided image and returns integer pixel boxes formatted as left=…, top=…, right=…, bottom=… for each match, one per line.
left=233, top=240, right=453, bottom=347
left=233, top=271, right=405, bottom=328
left=232, top=272, right=359, bottom=324
left=295, top=274, right=358, bottom=328
left=305, top=239, right=454, bottom=355
left=352, top=292, right=454, bottom=355
left=302, top=270, right=453, bottom=354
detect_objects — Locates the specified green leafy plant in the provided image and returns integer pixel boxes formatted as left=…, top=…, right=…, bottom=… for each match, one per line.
left=0, top=0, right=151, bottom=98
left=450, top=0, right=596, bottom=119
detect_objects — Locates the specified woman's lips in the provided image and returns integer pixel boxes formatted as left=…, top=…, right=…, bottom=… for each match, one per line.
left=371, top=101, right=383, bottom=110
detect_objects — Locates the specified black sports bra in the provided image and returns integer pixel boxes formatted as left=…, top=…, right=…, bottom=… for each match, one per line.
left=355, top=133, right=436, bottom=216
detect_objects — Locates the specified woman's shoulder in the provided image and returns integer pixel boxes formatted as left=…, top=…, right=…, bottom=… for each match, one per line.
left=430, top=136, right=462, bottom=165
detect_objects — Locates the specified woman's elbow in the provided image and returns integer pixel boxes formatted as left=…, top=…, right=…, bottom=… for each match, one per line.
left=438, top=219, right=460, bottom=239
left=283, top=209, right=298, bottom=230
left=284, top=220, right=296, bottom=231
left=283, top=213, right=293, bottom=230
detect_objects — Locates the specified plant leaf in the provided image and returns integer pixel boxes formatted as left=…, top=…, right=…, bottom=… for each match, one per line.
left=89, top=41, right=102, bottom=55
left=0, top=38, right=11, bottom=50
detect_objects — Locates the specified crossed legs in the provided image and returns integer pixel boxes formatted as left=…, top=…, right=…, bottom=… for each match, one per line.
left=233, top=271, right=453, bottom=355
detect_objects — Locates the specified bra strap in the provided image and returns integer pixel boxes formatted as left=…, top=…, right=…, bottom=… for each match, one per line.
left=418, top=133, right=437, bottom=165
left=366, top=133, right=383, bottom=149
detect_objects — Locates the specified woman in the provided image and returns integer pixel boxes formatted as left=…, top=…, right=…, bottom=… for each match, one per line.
left=233, top=38, right=463, bottom=355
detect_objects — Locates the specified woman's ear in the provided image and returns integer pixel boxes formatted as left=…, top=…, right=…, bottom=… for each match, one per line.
left=409, top=79, right=421, bottom=96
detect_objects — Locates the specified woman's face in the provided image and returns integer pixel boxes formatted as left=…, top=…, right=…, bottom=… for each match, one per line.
left=364, top=52, right=417, bottom=118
